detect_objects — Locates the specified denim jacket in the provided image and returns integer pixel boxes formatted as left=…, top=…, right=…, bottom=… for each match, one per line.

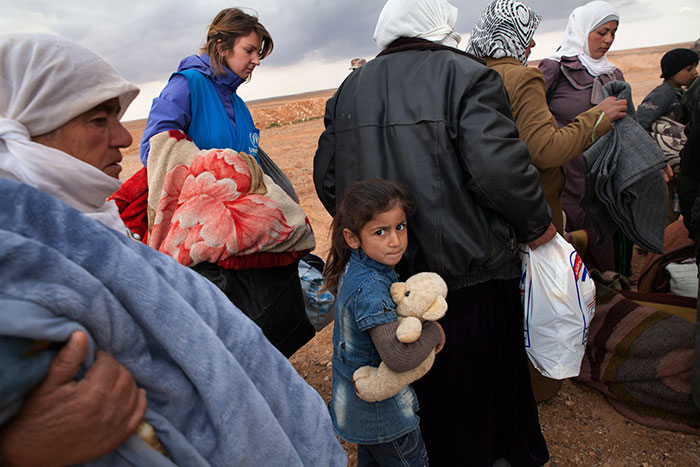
left=328, top=249, right=421, bottom=444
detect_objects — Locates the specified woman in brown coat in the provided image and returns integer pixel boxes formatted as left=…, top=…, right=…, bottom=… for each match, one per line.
left=467, top=0, right=629, bottom=402
left=466, top=0, right=627, bottom=234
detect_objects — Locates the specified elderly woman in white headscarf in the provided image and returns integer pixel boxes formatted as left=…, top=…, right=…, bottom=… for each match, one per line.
left=538, top=0, right=631, bottom=274
left=0, top=33, right=148, bottom=466
left=0, top=33, right=139, bottom=235
left=315, top=0, right=555, bottom=465
left=467, top=0, right=627, bottom=237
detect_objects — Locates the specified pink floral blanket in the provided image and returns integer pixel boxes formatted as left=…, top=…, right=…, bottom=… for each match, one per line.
left=147, top=130, right=315, bottom=270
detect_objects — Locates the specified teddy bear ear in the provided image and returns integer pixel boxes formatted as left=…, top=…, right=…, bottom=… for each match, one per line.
left=423, top=295, right=448, bottom=321
left=390, top=282, right=407, bottom=304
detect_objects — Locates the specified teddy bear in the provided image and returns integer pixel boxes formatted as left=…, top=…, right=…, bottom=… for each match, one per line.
left=352, top=272, right=448, bottom=402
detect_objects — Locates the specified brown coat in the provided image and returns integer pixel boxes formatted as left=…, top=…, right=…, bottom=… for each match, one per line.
left=486, top=57, right=613, bottom=233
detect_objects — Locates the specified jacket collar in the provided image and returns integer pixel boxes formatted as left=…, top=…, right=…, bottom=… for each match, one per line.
left=178, top=53, right=245, bottom=92
left=201, top=53, right=246, bottom=91
left=351, top=248, right=394, bottom=274
left=376, top=37, right=485, bottom=65
left=484, top=56, right=523, bottom=68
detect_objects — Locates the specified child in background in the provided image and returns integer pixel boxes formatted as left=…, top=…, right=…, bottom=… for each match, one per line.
left=324, top=179, right=445, bottom=467
left=638, top=48, right=699, bottom=130
left=638, top=48, right=699, bottom=224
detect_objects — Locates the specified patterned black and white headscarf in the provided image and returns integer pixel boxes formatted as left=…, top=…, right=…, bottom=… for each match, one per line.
left=466, top=0, right=541, bottom=65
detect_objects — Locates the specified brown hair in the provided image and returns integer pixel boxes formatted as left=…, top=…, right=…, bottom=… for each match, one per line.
left=323, top=179, right=415, bottom=293
left=201, top=8, right=274, bottom=76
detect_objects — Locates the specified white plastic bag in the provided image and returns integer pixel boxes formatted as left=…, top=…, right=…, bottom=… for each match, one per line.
left=520, top=233, right=596, bottom=379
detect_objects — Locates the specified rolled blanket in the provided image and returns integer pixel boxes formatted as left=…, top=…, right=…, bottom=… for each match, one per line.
left=147, top=130, right=315, bottom=269
left=577, top=285, right=700, bottom=435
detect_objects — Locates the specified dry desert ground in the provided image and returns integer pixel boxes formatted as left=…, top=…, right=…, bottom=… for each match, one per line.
left=120, top=42, right=700, bottom=466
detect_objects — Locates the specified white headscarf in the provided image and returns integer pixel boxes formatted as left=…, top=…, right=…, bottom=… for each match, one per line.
left=549, top=0, right=619, bottom=76
left=0, top=34, right=139, bottom=232
left=467, top=0, right=541, bottom=65
left=374, top=0, right=461, bottom=50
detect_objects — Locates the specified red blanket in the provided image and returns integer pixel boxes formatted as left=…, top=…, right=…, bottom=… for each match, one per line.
left=108, top=166, right=148, bottom=243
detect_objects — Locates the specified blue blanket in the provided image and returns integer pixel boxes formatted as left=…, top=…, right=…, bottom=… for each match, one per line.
left=0, top=178, right=346, bottom=466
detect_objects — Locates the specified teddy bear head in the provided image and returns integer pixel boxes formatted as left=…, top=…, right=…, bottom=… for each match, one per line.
left=390, top=272, right=448, bottom=321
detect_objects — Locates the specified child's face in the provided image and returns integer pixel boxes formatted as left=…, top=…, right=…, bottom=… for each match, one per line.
left=669, top=63, right=698, bottom=88
left=343, top=203, right=407, bottom=267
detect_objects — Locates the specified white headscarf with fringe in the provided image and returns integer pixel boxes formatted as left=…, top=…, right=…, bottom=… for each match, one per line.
left=374, top=0, right=461, bottom=50
left=0, top=33, right=139, bottom=232
left=549, top=0, right=619, bottom=76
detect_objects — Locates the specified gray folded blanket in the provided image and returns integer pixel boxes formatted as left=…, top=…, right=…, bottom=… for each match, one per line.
left=581, top=80, right=668, bottom=254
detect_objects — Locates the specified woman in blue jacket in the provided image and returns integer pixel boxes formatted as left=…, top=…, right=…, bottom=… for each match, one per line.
left=139, top=8, right=315, bottom=357
left=139, top=7, right=272, bottom=165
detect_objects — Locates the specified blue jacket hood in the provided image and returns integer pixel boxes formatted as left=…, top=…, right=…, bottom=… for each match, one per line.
left=177, top=53, right=245, bottom=92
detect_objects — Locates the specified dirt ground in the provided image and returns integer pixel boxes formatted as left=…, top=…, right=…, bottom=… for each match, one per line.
left=120, top=41, right=700, bottom=466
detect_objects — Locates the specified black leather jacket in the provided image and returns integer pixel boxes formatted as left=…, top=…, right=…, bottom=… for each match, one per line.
left=314, top=40, right=551, bottom=289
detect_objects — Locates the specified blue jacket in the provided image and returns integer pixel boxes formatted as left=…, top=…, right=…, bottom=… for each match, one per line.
left=0, top=178, right=347, bottom=467
left=139, top=54, right=245, bottom=165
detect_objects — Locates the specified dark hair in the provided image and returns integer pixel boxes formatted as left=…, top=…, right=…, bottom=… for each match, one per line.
left=323, top=179, right=415, bottom=293
left=201, top=8, right=274, bottom=76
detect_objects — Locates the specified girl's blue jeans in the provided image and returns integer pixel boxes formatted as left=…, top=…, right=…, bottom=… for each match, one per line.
left=357, top=427, right=429, bottom=466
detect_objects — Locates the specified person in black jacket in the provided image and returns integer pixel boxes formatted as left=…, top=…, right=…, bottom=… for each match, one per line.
left=679, top=75, right=700, bottom=238
left=313, top=0, right=554, bottom=465
left=678, top=67, right=700, bottom=412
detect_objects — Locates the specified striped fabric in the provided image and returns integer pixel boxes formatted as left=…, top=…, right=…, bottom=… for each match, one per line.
left=576, top=286, right=700, bottom=434
left=467, top=0, right=540, bottom=65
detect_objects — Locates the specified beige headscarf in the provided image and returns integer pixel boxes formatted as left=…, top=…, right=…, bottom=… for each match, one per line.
left=373, top=0, right=461, bottom=50
left=0, top=33, right=139, bottom=232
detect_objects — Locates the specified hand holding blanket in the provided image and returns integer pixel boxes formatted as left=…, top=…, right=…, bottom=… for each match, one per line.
left=0, top=178, right=345, bottom=466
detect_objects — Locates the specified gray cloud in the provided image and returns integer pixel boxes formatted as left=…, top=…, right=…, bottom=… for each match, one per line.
left=261, top=1, right=588, bottom=65
left=0, top=0, right=691, bottom=86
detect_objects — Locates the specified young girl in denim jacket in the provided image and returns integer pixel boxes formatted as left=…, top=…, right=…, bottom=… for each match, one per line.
left=324, top=179, right=445, bottom=467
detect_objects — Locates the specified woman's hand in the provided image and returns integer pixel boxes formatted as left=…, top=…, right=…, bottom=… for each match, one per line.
left=661, top=164, right=674, bottom=182
left=528, top=223, right=557, bottom=250
left=596, top=96, right=627, bottom=122
left=0, top=331, right=147, bottom=467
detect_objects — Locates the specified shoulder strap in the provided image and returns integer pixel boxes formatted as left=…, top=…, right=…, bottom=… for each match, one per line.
left=546, top=64, right=564, bottom=104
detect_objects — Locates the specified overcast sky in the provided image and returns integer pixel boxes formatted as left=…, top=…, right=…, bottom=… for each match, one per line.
left=2, top=0, right=698, bottom=120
